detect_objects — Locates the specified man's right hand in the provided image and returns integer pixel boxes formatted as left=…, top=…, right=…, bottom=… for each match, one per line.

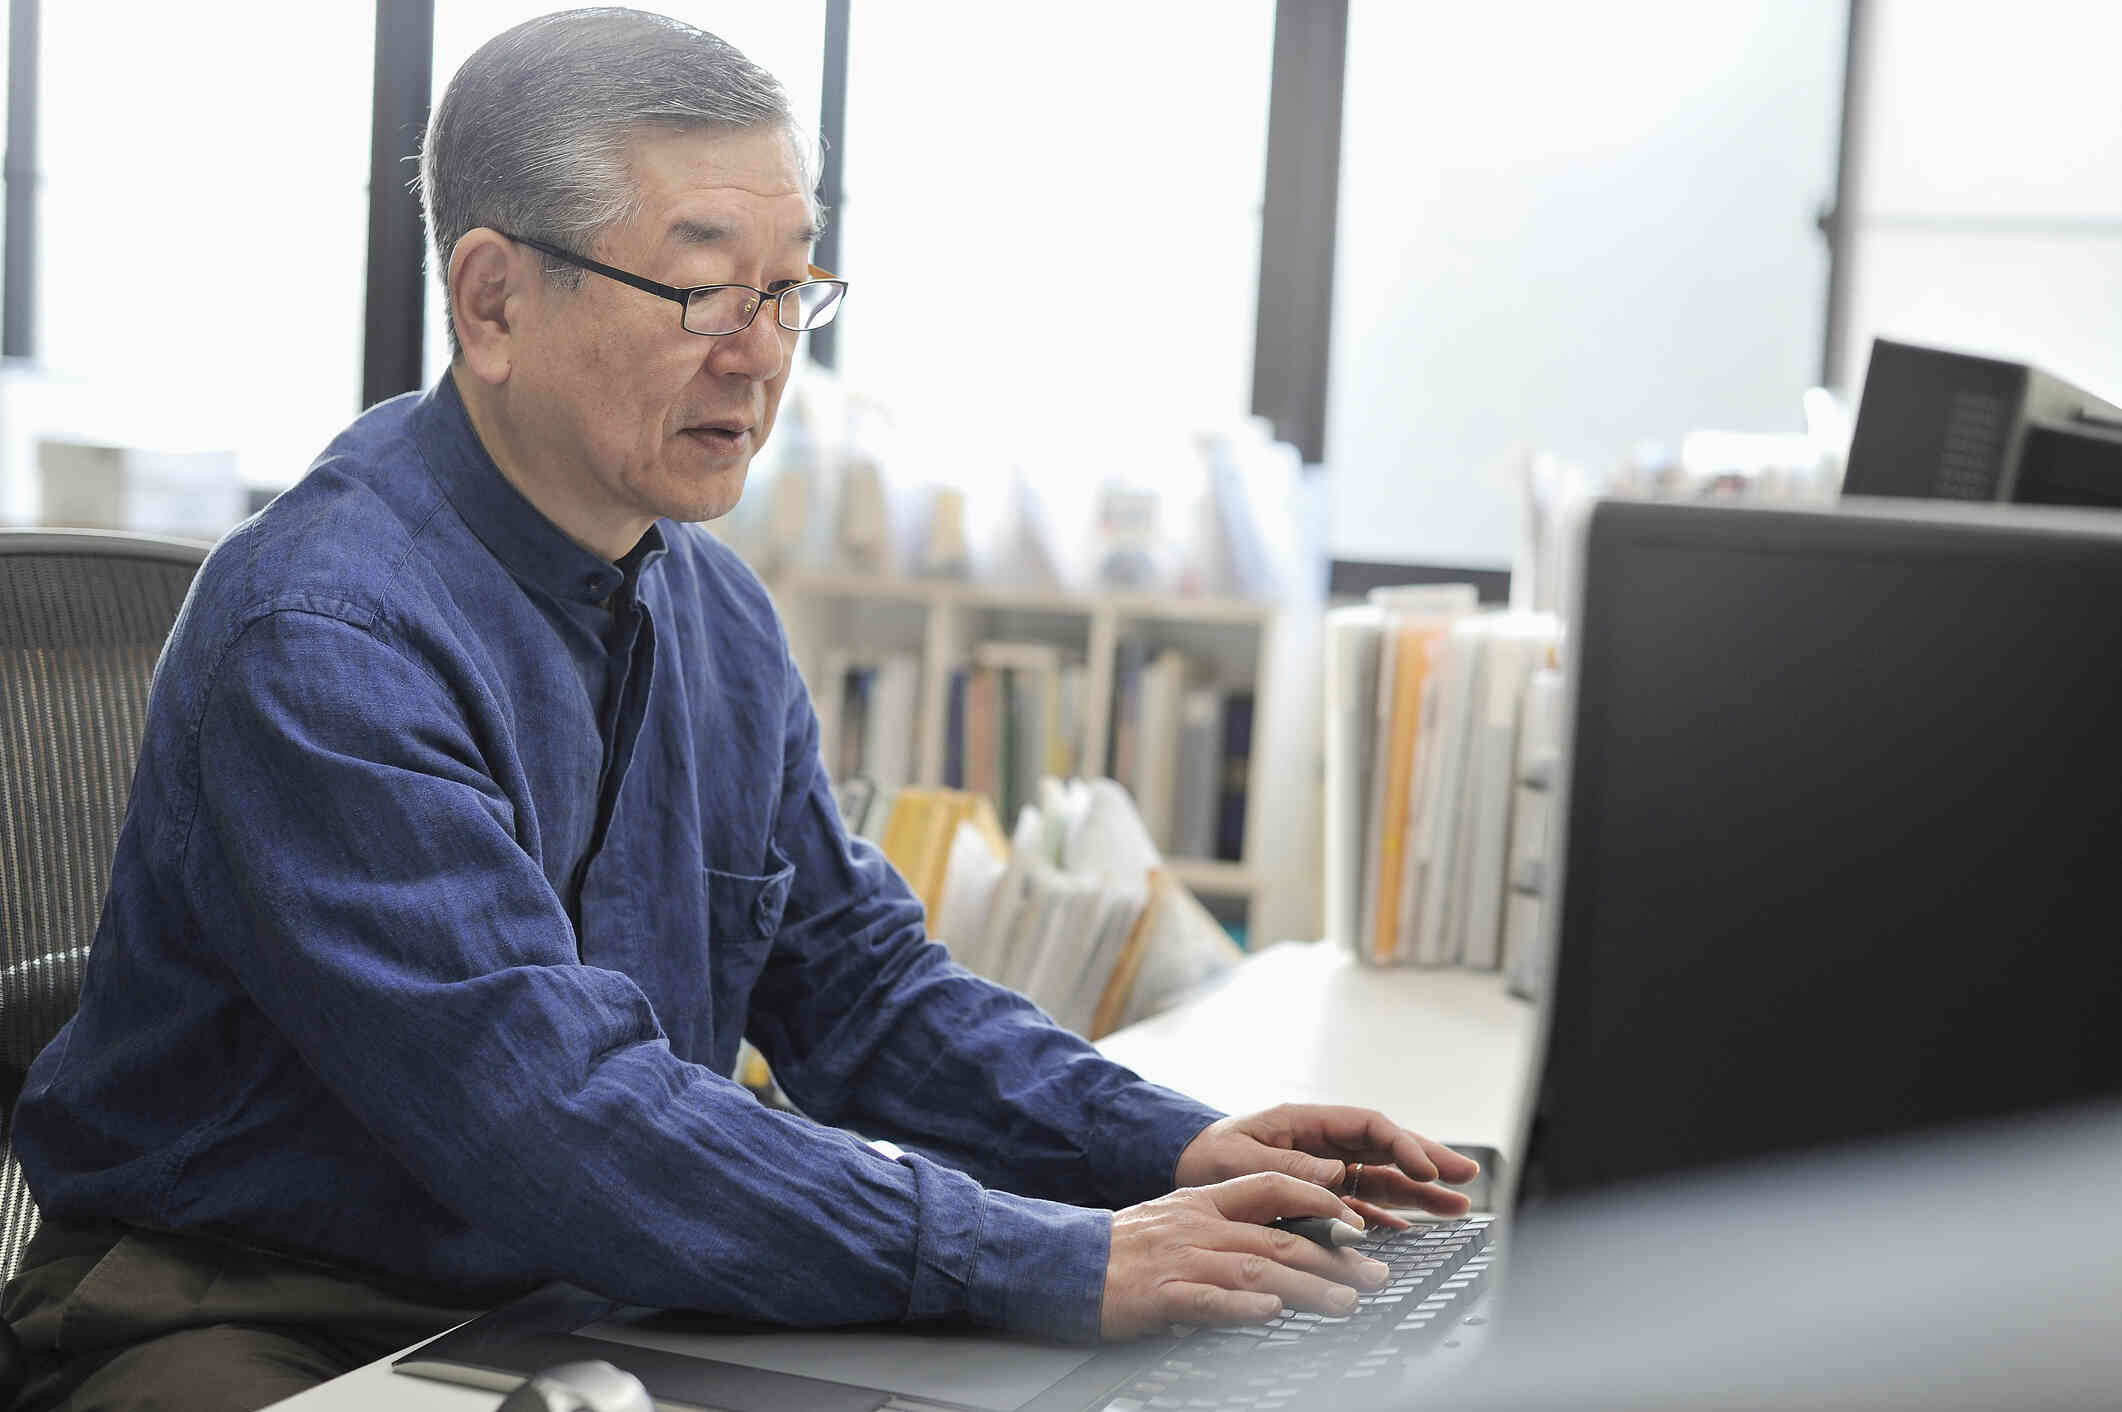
left=1099, top=1172, right=1391, bottom=1340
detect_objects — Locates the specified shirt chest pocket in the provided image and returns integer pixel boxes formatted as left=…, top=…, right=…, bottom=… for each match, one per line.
left=702, top=842, right=795, bottom=1061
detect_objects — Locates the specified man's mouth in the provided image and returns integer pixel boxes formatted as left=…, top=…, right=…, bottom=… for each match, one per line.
left=683, top=422, right=751, bottom=451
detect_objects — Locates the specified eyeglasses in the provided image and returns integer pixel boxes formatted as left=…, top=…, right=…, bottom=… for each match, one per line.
left=496, top=229, right=848, bottom=337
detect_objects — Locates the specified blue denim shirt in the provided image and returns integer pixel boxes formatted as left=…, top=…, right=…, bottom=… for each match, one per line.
left=13, top=374, right=1221, bottom=1341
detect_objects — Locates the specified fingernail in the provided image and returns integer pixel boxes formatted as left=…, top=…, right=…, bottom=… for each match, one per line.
left=1362, top=1259, right=1389, bottom=1286
left=1334, top=1288, right=1359, bottom=1312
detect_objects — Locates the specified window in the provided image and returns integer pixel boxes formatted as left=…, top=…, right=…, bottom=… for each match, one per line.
left=832, top=1, right=1276, bottom=470
left=1326, top=0, right=1846, bottom=568
left=1837, top=0, right=2122, bottom=401
left=16, top=2, right=375, bottom=508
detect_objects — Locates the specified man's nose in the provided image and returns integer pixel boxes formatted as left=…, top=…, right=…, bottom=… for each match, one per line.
left=706, top=301, right=792, bottom=380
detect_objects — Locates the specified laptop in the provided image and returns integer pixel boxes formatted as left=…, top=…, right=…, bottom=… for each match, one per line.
left=400, top=496, right=2122, bottom=1410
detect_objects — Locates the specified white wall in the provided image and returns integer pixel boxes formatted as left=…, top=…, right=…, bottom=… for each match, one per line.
left=1326, top=0, right=1847, bottom=568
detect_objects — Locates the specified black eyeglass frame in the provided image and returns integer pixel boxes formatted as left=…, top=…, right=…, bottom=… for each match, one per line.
left=495, top=229, right=847, bottom=336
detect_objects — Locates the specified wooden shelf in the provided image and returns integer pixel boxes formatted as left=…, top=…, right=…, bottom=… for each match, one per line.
left=774, top=571, right=1278, bottom=915
left=780, top=571, right=1274, bottom=624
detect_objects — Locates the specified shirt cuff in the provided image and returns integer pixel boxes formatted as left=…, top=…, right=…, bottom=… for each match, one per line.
left=901, top=1154, right=1112, bottom=1342
left=1089, top=1081, right=1225, bottom=1206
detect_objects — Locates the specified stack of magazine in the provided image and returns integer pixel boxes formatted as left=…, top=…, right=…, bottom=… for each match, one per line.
left=1325, top=588, right=1563, bottom=971
left=840, top=777, right=1244, bottom=1038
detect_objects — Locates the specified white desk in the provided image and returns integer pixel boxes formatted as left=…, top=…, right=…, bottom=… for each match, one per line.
left=268, top=942, right=1536, bottom=1410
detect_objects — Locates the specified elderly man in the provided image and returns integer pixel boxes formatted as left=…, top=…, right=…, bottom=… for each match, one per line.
left=4, top=9, right=1474, bottom=1409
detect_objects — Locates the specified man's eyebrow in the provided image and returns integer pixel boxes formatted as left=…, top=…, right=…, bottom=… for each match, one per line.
left=668, top=219, right=731, bottom=245
left=666, top=216, right=826, bottom=250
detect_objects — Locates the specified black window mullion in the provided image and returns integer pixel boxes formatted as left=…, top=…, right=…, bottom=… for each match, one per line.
left=810, top=0, right=850, bottom=371
left=3, top=0, right=39, bottom=361
left=1251, top=0, right=1349, bottom=467
left=362, top=0, right=434, bottom=408
left=1818, top=0, right=1870, bottom=392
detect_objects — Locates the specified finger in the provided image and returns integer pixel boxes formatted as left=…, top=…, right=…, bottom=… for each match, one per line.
left=1159, top=1281, right=1283, bottom=1329
left=1421, top=1136, right=1484, bottom=1185
left=1211, top=1222, right=1392, bottom=1290
left=1281, top=1107, right=1444, bottom=1183
left=1188, top=1249, right=1365, bottom=1318
left=1346, top=1158, right=1477, bottom=1216
left=1345, top=1195, right=1411, bottom=1231
left=1249, top=1142, right=1351, bottom=1192
left=1204, top=1171, right=1362, bottom=1227
left=1371, top=1181, right=1472, bottom=1218
left=1315, top=1119, right=1484, bottom=1190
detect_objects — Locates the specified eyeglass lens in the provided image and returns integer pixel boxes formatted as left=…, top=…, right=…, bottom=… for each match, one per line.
left=683, top=282, right=846, bottom=336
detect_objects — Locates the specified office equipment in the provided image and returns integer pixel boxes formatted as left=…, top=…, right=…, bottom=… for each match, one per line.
left=1266, top=1216, right=1366, bottom=1250
left=494, top=1359, right=650, bottom=1412
left=1391, top=1100, right=2122, bottom=1412
left=1522, top=497, right=2122, bottom=1197
left=1842, top=337, right=2122, bottom=503
left=1104, top=1215, right=1500, bottom=1407
left=0, top=528, right=208, bottom=1405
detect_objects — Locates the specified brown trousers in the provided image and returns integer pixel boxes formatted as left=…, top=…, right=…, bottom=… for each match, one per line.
left=2, top=1219, right=494, bottom=1412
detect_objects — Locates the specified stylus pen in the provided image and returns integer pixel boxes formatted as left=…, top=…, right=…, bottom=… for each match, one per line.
left=1269, top=1216, right=1367, bottom=1250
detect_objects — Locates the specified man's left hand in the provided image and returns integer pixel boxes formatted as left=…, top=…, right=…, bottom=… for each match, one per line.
left=1173, top=1105, right=1481, bottom=1228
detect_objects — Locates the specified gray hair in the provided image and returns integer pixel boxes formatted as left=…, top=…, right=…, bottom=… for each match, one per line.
left=420, top=7, right=823, bottom=355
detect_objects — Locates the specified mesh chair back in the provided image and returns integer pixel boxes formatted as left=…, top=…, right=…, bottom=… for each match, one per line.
left=0, top=529, right=205, bottom=1284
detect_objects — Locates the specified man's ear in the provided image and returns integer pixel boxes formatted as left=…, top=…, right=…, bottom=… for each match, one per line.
left=450, top=229, right=523, bottom=385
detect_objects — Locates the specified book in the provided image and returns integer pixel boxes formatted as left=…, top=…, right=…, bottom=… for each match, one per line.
left=1129, top=649, right=1189, bottom=853
left=1089, top=869, right=1168, bottom=1040
left=1015, top=870, right=1103, bottom=1014
left=1365, top=585, right=1478, bottom=965
left=932, top=818, right=1007, bottom=970
left=1407, top=615, right=1490, bottom=966
left=1365, top=597, right=1467, bottom=964
left=964, top=666, right=1001, bottom=805
left=1456, top=617, right=1561, bottom=971
left=877, top=789, right=1006, bottom=921
left=1057, top=882, right=1148, bottom=1036
left=838, top=662, right=875, bottom=784
left=941, top=667, right=968, bottom=790
left=1171, top=687, right=1223, bottom=861
left=1107, top=638, right=1147, bottom=781
left=1214, top=689, right=1254, bottom=863
left=861, top=653, right=921, bottom=798
left=1323, top=605, right=1385, bottom=954
left=971, top=642, right=1068, bottom=826
left=1504, top=666, right=1566, bottom=998
left=1056, top=662, right=1086, bottom=779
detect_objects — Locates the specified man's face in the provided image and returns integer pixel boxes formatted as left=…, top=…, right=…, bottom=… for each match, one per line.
left=504, top=125, right=814, bottom=529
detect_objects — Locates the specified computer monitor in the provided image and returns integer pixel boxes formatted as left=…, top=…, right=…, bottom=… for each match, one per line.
left=1843, top=337, right=2122, bottom=504
left=1517, top=497, right=2122, bottom=1199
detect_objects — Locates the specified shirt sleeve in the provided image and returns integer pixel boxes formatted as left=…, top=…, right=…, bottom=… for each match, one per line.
left=741, top=639, right=1226, bottom=1219
left=190, top=606, right=1114, bottom=1340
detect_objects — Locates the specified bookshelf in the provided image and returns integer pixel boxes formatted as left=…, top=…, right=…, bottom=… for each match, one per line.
left=772, top=571, right=1277, bottom=932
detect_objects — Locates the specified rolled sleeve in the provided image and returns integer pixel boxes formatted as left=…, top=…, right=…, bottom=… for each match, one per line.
left=902, top=1154, right=1112, bottom=1343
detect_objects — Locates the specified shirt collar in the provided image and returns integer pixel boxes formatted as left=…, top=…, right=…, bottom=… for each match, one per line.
left=414, top=372, right=667, bottom=605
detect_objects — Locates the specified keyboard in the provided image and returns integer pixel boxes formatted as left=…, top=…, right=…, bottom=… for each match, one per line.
left=1102, top=1214, right=1500, bottom=1410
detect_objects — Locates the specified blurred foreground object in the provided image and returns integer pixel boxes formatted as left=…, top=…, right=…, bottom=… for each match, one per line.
left=1398, top=1101, right=2122, bottom=1412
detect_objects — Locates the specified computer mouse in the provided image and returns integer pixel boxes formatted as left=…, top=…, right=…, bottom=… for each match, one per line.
left=494, top=1358, right=654, bottom=1412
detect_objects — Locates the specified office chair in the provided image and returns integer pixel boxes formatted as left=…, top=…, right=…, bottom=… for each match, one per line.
left=0, top=528, right=207, bottom=1397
